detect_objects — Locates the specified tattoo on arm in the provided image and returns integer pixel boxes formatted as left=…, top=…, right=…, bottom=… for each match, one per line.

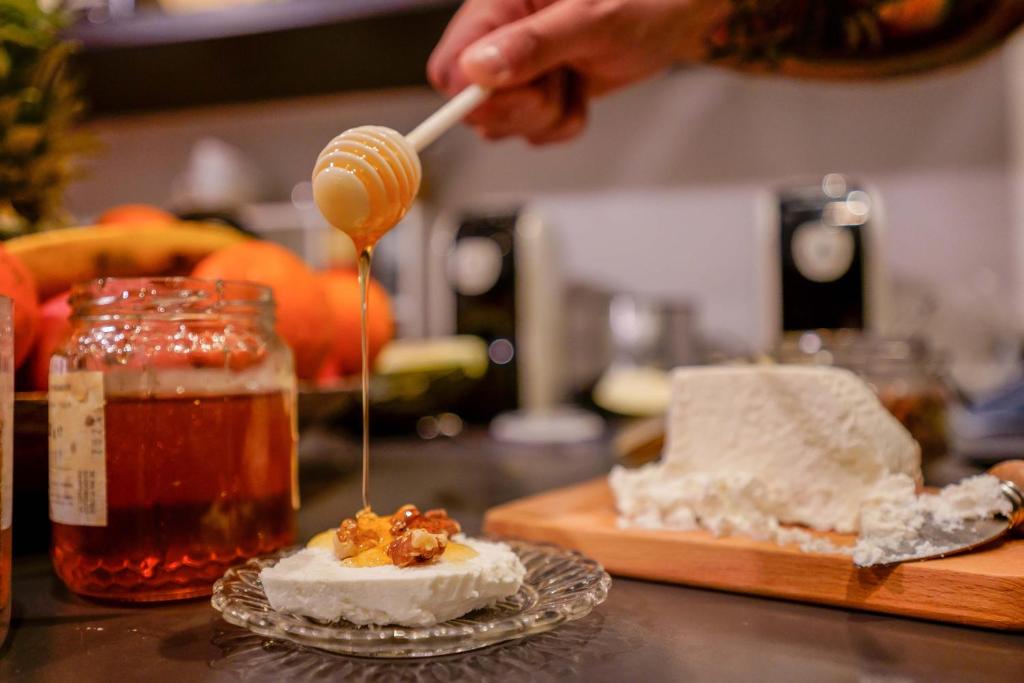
left=708, top=0, right=1024, bottom=78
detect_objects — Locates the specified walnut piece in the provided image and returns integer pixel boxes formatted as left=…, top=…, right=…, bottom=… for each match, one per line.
left=387, top=528, right=448, bottom=567
left=390, top=504, right=421, bottom=535
left=390, top=505, right=461, bottom=537
left=333, top=505, right=463, bottom=567
left=333, top=513, right=381, bottom=560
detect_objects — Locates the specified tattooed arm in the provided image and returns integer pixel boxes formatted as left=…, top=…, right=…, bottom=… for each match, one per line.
left=713, top=1, right=1024, bottom=79
left=427, top=0, right=1024, bottom=143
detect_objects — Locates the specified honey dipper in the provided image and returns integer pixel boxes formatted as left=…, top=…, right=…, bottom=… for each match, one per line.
left=312, top=84, right=490, bottom=250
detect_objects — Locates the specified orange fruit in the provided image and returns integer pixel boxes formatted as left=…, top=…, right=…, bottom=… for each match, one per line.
left=879, top=0, right=949, bottom=36
left=97, top=203, right=176, bottom=225
left=317, top=268, right=393, bottom=380
left=0, top=246, right=40, bottom=368
left=26, top=290, right=71, bottom=391
left=192, top=241, right=334, bottom=379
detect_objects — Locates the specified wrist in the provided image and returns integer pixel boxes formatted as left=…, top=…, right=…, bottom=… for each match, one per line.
left=668, top=0, right=734, bottom=64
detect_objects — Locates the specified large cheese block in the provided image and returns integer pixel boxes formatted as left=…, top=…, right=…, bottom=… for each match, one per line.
left=611, top=365, right=921, bottom=535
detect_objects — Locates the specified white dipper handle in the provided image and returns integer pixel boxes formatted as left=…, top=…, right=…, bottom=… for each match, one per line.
left=406, top=84, right=490, bottom=152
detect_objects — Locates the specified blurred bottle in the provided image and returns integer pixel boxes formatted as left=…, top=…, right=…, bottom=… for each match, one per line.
left=0, top=297, right=13, bottom=643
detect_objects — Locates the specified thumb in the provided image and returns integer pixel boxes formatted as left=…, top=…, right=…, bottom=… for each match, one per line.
left=459, top=1, right=602, bottom=88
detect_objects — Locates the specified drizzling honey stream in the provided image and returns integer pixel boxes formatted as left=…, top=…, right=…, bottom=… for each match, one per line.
left=313, top=125, right=423, bottom=510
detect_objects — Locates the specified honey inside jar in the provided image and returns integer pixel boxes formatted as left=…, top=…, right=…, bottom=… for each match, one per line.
left=52, top=390, right=296, bottom=600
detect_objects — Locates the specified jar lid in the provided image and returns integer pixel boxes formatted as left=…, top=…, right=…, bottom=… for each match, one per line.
left=775, top=330, right=942, bottom=376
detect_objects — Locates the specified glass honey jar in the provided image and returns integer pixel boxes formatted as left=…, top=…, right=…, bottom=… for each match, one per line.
left=49, top=278, right=297, bottom=601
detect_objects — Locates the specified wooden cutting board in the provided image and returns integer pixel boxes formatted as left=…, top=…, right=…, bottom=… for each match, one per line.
left=483, top=478, right=1024, bottom=631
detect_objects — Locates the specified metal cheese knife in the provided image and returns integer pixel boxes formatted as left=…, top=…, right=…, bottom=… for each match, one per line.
left=855, top=460, right=1024, bottom=568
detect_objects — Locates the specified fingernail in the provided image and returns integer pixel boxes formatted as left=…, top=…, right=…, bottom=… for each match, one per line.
left=464, top=43, right=511, bottom=84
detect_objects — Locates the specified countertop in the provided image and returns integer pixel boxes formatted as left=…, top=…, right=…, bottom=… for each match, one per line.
left=2, top=427, right=1022, bottom=682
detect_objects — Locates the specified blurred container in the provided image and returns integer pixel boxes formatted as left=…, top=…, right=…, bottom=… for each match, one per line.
left=949, top=378, right=1024, bottom=465
left=0, top=297, right=12, bottom=643
left=776, top=331, right=948, bottom=464
left=566, top=285, right=698, bottom=416
left=49, top=278, right=297, bottom=601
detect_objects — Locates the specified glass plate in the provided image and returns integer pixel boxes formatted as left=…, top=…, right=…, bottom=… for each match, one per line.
left=211, top=540, right=612, bottom=658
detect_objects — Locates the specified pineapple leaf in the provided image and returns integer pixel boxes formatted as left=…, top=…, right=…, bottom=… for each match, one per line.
left=0, top=0, right=89, bottom=235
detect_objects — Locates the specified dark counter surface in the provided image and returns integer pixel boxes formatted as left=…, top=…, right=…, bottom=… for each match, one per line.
left=2, top=428, right=1022, bottom=682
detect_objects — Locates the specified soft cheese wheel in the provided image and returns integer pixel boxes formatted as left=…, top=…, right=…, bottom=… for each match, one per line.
left=261, top=536, right=525, bottom=627
left=612, top=365, right=921, bottom=534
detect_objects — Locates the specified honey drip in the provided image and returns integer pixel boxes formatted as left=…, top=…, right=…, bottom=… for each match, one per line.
left=313, top=125, right=423, bottom=511
left=357, top=250, right=372, bottom=509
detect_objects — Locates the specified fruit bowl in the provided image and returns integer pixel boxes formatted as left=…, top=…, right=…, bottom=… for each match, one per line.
left=303, top=368, right=484, bottom=431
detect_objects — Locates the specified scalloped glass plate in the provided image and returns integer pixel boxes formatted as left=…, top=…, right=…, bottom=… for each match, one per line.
left=211, top=540, right=611, bottom=658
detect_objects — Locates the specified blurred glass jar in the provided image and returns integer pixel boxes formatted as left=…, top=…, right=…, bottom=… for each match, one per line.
left=49, top=278, right=297, bottom=602
left=776, top=331, right=948, bottom=464
left=0, top=297, right=12, bottom=642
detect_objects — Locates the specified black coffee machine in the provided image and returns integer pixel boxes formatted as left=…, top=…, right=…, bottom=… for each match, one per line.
left=759, top=173, right=885, bottom=347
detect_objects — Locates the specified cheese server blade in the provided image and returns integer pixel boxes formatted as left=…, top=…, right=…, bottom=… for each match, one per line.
left=856, top=461, right=1024, bottom=568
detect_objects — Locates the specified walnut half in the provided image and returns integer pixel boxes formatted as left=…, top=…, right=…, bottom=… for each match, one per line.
left=390, top=505, right=461, bottom=537
left=387, top=528, right=449, bottom=567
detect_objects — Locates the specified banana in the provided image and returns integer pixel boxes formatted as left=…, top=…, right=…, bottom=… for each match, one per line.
left=5, top=222, right=248, bottom=299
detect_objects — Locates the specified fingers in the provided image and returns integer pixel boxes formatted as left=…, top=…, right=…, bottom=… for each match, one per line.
left=427, top=0, right=533, bottom=95
left=458, top=0, right=611, bottom=89
left=463, top=86, right=560, bottom=139
left=429, top=0, right=609, bottom=144
left=527, top=71, right=587, bottom=145
left=466, top=71, right=588, bottom=144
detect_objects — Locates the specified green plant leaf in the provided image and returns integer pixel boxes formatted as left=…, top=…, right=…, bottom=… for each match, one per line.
left=0, top=24, right=51, bottom=49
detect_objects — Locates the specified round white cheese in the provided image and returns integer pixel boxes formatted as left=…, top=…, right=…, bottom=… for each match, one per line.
left=260, top=536, right=526, bottom=627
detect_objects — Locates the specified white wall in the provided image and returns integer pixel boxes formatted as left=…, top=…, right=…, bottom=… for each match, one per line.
left=67, top=42, right=1018, bottom=364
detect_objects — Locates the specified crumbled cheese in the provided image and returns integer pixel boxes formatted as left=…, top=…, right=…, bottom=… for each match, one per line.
left=852, top=475, right=1011, bottom=565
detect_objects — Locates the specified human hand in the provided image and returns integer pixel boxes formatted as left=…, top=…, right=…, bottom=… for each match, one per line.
left=427, top=0, right=730, bottom=144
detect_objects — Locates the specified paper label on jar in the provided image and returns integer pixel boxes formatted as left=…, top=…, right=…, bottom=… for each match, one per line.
left=49, top=372, right=108, bottom=527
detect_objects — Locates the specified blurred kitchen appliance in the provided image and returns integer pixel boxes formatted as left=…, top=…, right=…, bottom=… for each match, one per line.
left=426, top=207, right=602, bottom=442
left=171, top=138, right=261, bottom=216
left=0, top=297, right=11, bottom=643
left=564, top=285, right=698, bottom=417
left=758, top=174, right=886, bottom=349
left=427, top=208, right=520, bottom=419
